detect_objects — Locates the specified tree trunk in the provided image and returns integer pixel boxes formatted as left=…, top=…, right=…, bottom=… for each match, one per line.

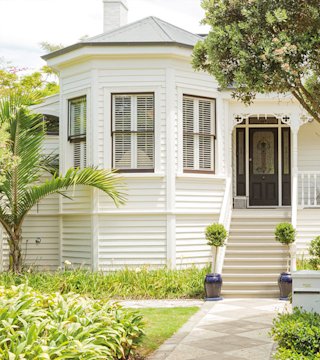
left=8, top=232, right=23, bottom=273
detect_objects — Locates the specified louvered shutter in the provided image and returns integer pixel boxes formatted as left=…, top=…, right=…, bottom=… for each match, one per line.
left=183, top=97, right=195, bottom=169
left=199, top=99, right=214, bottom=171
left=113, top=96, right=132, bottom=168
left=137, top=95, right=154, bottom=169
left=113, top=94, right=154, bottom=170
left=69, top=97, right=87, bottom=168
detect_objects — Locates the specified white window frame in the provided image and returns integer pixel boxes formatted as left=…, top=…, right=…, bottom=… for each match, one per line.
left=182, top=94, right=216, bottom=173
left=111, top=93, right=155, bottom=172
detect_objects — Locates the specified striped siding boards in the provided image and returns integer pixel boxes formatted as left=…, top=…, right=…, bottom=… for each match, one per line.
left=1, top=17, right=320, bottom=276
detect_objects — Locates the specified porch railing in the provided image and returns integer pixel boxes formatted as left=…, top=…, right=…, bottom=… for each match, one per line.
left=298, top=171, right=320, bottom=207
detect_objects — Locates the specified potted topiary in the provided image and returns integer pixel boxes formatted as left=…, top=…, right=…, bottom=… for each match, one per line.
left=204, top=223, right=227, bottom=301
left=274, top=222, right=296, bottom=300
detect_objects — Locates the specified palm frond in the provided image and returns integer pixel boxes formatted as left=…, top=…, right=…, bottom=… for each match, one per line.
left=16, top=168, right=126, bottom=222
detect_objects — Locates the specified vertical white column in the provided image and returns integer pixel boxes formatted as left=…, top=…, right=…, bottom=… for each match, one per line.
left=166, top=67, right=176, bottom=268
left=291, top=125, right=299, bottom=272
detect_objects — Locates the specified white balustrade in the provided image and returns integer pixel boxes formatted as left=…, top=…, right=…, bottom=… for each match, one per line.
left=298, top=171, right=320, bottom=207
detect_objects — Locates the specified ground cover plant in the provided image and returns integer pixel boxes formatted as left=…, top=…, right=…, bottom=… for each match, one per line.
left=0, top=284, right=144, bottom=359
left=0, top=266, right=209, bottom=299
left=137, top=307, right=199, bottom=357
left=271, top=308, right=320, bottom=359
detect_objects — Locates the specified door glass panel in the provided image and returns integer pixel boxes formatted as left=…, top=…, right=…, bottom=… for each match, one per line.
left=252, top=131, right=275, bottom=174
left=249, top=116, right=278, bottom=124
left=283, top=130, right=290, bottom=175
left=238, top=131, right=245, bottom=175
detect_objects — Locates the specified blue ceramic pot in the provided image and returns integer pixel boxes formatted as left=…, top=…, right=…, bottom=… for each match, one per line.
left=278, top=272, right=292, bottom=300
left=204, top=273, right=223, bottom=301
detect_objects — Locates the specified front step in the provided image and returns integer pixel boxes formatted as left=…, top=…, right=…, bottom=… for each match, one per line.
left=222, top=209, right=290, bottom=298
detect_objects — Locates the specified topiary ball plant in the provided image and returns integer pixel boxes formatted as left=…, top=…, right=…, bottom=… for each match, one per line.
left=275, top=222, right=296, bottom=273
left=205, top=223, right=227, bottom=273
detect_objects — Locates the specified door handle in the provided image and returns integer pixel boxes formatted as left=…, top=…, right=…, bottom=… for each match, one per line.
left=262, top=176, right=265, bottom=180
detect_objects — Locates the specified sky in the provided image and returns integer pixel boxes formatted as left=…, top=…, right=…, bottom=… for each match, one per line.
left=0, top=0, right=209, bottom=70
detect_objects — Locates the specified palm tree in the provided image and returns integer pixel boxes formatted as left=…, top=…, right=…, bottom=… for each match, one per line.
left=0, top=93, right=125, bottom=273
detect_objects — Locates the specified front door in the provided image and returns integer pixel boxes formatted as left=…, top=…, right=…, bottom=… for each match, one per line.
left=249, top=128, right=278, bottom=206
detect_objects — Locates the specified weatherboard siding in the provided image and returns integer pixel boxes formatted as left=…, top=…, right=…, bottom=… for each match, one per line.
left=98, top=214, right=167, bottom=270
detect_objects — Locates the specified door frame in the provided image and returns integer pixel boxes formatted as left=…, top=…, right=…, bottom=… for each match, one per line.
left=234, top=118, right=291, bottom=208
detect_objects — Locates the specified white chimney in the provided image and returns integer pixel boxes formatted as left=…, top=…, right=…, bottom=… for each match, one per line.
left=103, top=0, right=128, bottom=33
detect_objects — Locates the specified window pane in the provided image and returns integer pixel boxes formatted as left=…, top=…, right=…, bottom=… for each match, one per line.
left=252, top=131, right=275, bottom=174
left=114, top=96, right=131, bottom=131
left=183, top=134, right=194, bottom=169
left=199, top=100, right=212, bottom=134
left=137, top=133, right=154, bottom=168
left=114, top=133, right=132, bottom=168
left=74, top=142, right=86, bottom=168
left=249, top=116, right=278, bottom=124
left=70, top=97, right=86, bottom=137
left=183, top=97, right=194, bottom=133
left=43, top=115, right=59, bottom=135
left=137, top=95, right=154, bottom=131
left=199, top=135, right=213, bottom=170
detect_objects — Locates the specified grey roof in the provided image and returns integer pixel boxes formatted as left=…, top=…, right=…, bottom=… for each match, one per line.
left=42, top=17, right=203, bottom=60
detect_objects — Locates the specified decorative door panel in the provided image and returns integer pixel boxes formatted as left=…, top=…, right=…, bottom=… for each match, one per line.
left=249, top=128, right=278, bottom=206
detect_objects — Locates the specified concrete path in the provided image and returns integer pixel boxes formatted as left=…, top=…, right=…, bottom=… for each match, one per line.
left=148, top=298, right=289, bottom=360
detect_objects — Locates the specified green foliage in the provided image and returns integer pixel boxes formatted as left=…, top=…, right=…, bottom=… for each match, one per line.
left=0, top=267, right=209, bottom=299
left=308, top=236, right=320, bottom=268
left=0, top=63, right=59, bottom=100
left=271, top=308, right=320, bottom=358
left=138, top=307, right=199, bottom=357
left=193, top=0, right=320, bottom=122
left=0, top=94, right=125, bottom=272
left=205, top=223, right=227, bottom=248
left=275, top=222, right=296, bottom=245
left=0, top=284, right=144, bottom=359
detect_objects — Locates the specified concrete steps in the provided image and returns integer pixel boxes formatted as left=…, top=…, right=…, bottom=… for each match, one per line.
left=222, top=209, right=290, bottom=298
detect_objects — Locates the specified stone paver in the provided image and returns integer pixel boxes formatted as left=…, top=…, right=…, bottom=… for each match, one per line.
left=148, top=299, right=290, bottom=360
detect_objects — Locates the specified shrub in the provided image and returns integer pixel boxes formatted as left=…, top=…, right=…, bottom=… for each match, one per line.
left=205, top=223, right=227, bottom=248
left=0, top=285, right=144, bottom=359
left=275, top=222, right=296, bottom=245
left=309, top=236, right=320, bottom=269
left=271, top=308, right=320, bottom=359
left=0, top=267, right=209, bottom=299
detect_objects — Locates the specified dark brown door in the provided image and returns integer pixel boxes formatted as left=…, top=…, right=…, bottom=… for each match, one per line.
left=249, top=128, right=278, bottom=206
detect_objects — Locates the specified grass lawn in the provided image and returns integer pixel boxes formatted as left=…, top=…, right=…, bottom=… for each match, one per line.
left=136, top=307, right=199, bottom=358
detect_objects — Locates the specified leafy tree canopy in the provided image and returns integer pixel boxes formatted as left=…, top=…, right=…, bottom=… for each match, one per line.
left=0, top=60, right=59, bottom=100
left=193, top=0, right=320, bottom=122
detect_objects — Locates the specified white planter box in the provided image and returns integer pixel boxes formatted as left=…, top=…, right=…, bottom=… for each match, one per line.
left=292, top=271, right=320, bottom=313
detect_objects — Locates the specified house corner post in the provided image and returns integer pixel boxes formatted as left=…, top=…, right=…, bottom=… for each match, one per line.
left=166, top=67, right=176, bottom=269
left=291, top=123, right=299, bottom=272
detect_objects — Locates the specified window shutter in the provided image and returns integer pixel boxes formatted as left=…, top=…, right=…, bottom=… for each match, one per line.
left=183, top=97, right=195, bottom=169
left=113, top=96, right=132, bottom=169
left=199, top=99, right=213, bottom=171
left=137, top=95, right=154, bottom=168
left=74, top=142, right=87, bottom=168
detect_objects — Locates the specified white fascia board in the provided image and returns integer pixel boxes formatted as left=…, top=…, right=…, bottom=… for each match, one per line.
left=46, top=45, right=193, bottom=70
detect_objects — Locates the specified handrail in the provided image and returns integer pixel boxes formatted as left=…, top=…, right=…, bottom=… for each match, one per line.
left=297, top=171, right=320, bottom=208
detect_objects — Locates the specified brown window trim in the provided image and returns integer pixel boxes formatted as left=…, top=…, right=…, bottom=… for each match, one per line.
left=68, top=96, right=87, bottom=142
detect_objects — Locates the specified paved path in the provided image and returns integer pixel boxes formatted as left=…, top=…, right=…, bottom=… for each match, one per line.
left=148, top=298, right=289, bottom=360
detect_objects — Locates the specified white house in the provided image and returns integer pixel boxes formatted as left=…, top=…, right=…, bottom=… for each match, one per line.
left=2, top=0, right=320, bottom=297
